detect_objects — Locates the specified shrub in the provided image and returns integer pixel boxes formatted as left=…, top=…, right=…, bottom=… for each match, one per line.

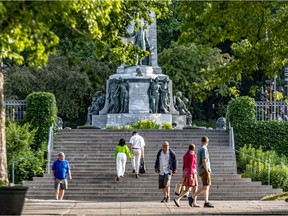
left=25, top=92, right=57, bottom=150
left=161, top=121, right=172, bottom=129
left=129, top=120, right=161, bottom=129
left=226, top=96, right=256, bottom=128
left=193, top=119, right=216, bottom=129
left=6, top=120, right=45, bottom=183
left=238, top=144, right=288, bottom=191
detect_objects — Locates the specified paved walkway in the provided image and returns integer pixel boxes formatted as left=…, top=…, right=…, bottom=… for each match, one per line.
left=22, top=199, right=288, bottom=215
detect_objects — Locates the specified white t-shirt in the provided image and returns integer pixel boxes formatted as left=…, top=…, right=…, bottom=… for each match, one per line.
left=129, top=134, right=145, bottom=149
left=159, top=150, right=170, bottom=175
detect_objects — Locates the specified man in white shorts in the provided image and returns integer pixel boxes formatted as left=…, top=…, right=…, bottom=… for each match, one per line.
left=129, top=131, right=145, bottom=178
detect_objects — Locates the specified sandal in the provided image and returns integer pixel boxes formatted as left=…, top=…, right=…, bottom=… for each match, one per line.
left=173, top=199, right=180, bottom=207
left=193, top=203, right=200, bottom=207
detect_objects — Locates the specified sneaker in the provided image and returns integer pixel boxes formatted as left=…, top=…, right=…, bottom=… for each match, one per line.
left=165, top=196, right=170, bottom=203
left=204, top=202, right=214, bottom=208
left=132, top=169, right=136, bottom=173
left=161, top=197, right=166, bottom=203
left=173, top=199, right=180, bottom=207
left=188, top=197, right=193, bottom=207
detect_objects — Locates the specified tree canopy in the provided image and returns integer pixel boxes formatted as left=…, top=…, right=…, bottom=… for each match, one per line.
left=176, top=1, right=288, bottom=91
left=0, top=0, right=170, bottom=185
left=0, top=1, right=170, bottom=66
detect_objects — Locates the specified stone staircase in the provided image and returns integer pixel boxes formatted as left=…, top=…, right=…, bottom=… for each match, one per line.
left=23, top=129, right=282, bottom=201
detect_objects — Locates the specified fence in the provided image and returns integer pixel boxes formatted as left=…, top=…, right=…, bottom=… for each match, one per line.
left=5, top=100, right=26, bottom=121
left=256, top=101, right=288, bottom=121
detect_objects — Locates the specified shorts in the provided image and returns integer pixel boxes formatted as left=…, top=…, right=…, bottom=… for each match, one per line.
left=54, top=178, right=68, bottom=190
left=158, top=173, right=171, bottom=189
left=199, top=171, right=211, bottom=186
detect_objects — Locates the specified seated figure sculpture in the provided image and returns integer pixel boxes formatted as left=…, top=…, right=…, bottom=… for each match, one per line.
left=174, top=92, right=192, bottom=125
left=87, top=91, right=105, bottom=125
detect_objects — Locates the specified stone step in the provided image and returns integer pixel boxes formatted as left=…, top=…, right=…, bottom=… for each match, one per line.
left=25, top=129, right=282, bottom=201
left=28, top=173, right=253, bottom=180
left=26, top=188, right=280, bottom=195
left=25, top=191, right=282, bottom=201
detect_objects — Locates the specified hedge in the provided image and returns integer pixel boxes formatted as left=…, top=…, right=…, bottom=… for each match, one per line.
left=25, top=92, right=57, bottom=150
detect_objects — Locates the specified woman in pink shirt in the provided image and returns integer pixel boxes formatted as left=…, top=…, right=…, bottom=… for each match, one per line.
left=174, top=144, right=199, bottom=207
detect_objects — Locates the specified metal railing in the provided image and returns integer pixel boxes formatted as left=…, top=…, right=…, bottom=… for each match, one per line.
left=8, top=123, right=55, bottom=183
left=256, top=101, right=288, bottom=121
left=228, top=121, right=271, bottom=185
left=5, top=100, right=26, bottom=121
left=228, top=122, right=237, bottom=174
left=47, top=123, right=54, bottom=174
left=9, top=150, right=46, bottom=184
left=235, top=149, right=271, bottom=186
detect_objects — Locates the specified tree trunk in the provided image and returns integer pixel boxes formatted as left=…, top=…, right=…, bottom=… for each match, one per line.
left=0, top=62, right=8, bottom=185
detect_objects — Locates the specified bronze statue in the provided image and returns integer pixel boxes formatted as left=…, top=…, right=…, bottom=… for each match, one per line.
left=159, top=77, right=170, bottom=113
left=174, top=92, right=192, bottom=125
left=148, top=77, right=161, bottom=113
left=115, top=78, right=129, bottom=113
left=87, top=91, right=105, bottom=124
left=133, top=25, right=152, bottom=66
left=107, top=79, right=119, bottom=113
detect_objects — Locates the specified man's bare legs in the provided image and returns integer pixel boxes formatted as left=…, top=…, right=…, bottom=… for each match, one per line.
left=59, top=189, right=65, bottom=200
left=54, top=188, right=59, bottom=200
left=193, top=185, right=209, bottom=205
left=55, top=188, right=65, bottom=200
left=161, top=186, right=170, bottom=202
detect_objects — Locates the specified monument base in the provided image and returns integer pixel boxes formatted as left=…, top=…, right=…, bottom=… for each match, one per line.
left=92, top=114, right=173, bottom=128
left=172, top=115, right=187, bottom=129
left=92, top=113, right=188, bottom=129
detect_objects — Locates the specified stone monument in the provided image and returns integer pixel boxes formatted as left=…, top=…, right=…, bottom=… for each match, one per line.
left=92, top=13, right=187, bottom=128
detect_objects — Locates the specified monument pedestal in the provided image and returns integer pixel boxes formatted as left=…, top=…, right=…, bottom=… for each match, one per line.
left=92, top=113, right=173, bottom=128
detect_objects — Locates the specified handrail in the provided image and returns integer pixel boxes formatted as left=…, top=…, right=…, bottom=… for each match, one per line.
left=228, top=122, right=235, bottom=150
left=8, top=150, right=47, bottom=184
left=8, top=123, right=55, bottom=183
left=235, top=149, right=271, bottom=186
left=228, top=122, right=270, bottom=185
left=47, top=123, right=54, bottom=174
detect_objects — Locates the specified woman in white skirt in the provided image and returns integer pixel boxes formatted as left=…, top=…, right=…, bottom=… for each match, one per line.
left=114, top=138, right=132, bottom=181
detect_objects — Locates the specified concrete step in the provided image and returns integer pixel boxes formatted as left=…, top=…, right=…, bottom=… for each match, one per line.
left=24, top=129, right=282, bottom=201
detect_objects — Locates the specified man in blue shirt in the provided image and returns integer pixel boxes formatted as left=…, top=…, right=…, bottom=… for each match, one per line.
left=188, top=136, right=214, bottom=208
left=51, top=152, right=72, bottom=200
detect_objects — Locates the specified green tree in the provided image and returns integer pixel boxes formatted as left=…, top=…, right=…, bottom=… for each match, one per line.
left=157, top=0, right=181, bottom=53
left=0, top=0, right=170, bottom=185
left=158, top=42, right=233, bottom=118
left=4, top=53, right=117, bottom=127
left=176, top=1, right=288, bottom=93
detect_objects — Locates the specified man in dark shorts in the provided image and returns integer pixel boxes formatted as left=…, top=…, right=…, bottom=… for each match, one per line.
left=155, top=141, right=178, bottom=203
left=51, top=152, right=72, bottom=200
left=188, top=136, right=214, bottom=208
